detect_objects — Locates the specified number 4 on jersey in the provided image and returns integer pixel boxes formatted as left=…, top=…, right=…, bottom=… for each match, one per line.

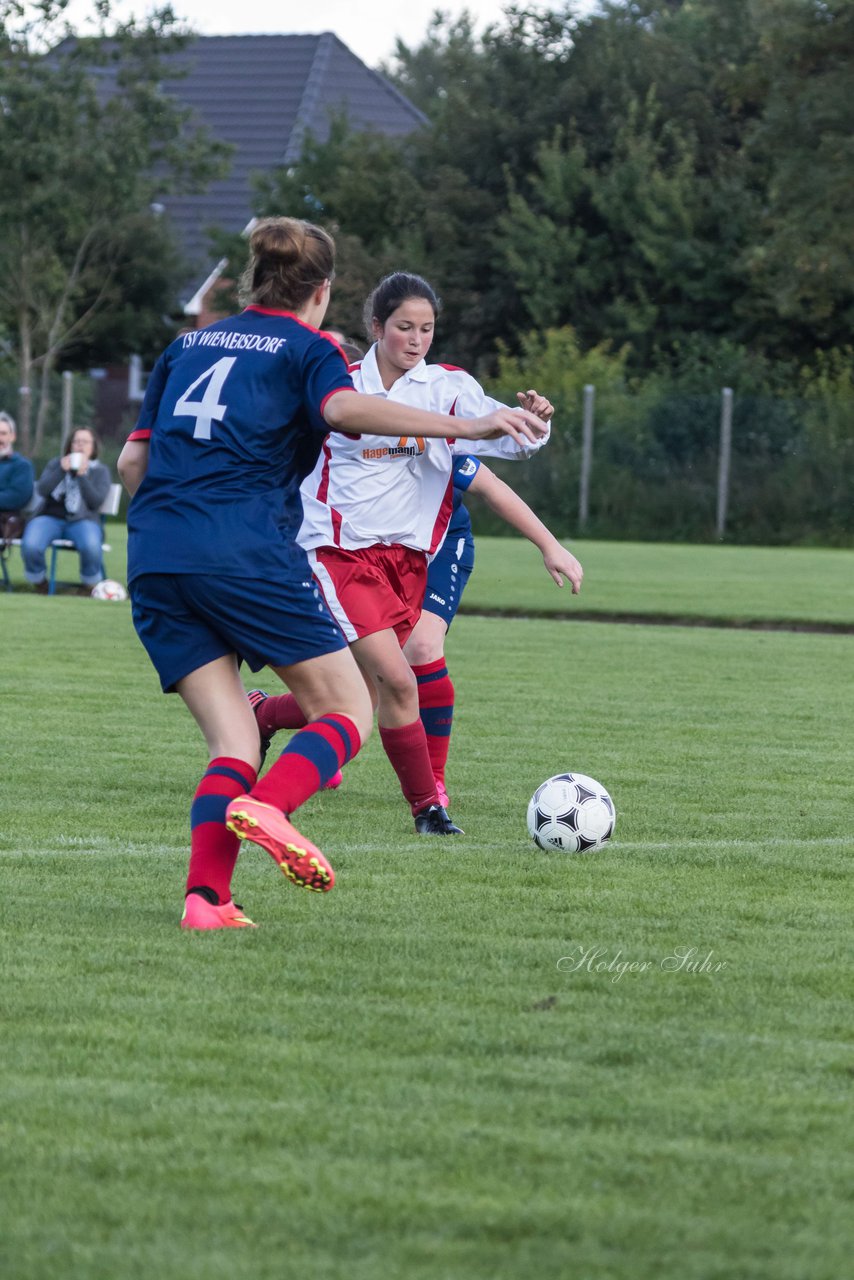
left=174, top=357, right=236, bottom=440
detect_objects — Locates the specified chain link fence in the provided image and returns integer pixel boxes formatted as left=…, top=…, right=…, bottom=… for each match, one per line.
left=477, top=386, right=854, bottom=546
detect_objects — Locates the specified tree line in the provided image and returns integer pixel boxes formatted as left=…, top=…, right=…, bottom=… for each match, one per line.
left=216, top=0, right=854, bottom=546
left=0, top=0, right=229, bottom=454
left=258, top=0, right=853, bottom=376
left=1, top=1, right=852, bottom=541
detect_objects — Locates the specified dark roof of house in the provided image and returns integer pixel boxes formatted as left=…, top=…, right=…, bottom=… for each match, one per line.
left=151, top=33, right=427, bottom=301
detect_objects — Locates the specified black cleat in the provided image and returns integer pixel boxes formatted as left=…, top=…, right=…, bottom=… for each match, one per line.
left=247, top=688, right=273, bottom=766
left=414, top=803, right=464, bottom=836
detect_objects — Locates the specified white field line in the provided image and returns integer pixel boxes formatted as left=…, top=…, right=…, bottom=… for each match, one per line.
left=2, top=839, right=183, bottom=857
left=2, top=835, right=850, bottom=858
left=612, top=836, right=851, bottom=850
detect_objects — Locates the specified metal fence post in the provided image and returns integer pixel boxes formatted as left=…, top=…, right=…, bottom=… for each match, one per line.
left=716, top=386, right=733, bottom=540
left=579, top=383, right=595, bottom=531
left=61, top=370, right=74, bottom=441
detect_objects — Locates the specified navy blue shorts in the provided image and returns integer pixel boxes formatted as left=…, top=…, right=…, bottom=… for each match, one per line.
left=423, top=525, right=475, bottom=629
left=131, top=571, right=348, bottom=693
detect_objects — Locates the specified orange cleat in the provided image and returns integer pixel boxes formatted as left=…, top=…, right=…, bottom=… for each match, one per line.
left=181, top=894, right=257, bottom=930
left=225, top=796, right=335, bottom=892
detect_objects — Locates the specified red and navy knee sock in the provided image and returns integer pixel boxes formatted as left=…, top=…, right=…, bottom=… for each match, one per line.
left=379, top=719, right=439, bottom=815
left=253, top=692, right=308, bottom=739
left=187, top=757, right=258, bottom=905
left=250, top=714, right=360, bottom=814
left=411, top=658, right=455, bottom=794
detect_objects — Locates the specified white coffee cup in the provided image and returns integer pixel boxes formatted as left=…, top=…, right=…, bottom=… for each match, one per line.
left=68, top=451, right=83, bottom=472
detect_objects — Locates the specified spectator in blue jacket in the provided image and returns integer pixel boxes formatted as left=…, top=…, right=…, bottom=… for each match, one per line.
left=0, top=412, right=34, bottom=514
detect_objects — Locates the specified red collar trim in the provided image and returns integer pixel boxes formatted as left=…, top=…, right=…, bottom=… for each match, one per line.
left=244, top=305, right=324, bottom=336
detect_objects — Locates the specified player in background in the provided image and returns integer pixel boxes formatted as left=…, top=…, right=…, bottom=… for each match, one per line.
left=117, top=221, right=548, bottom=930
left=249, top=271, right=553, bottom=837
left=405, top=454, right=583, bottom=809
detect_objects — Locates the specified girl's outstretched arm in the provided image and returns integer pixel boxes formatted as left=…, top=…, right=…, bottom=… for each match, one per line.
left=469, top=462, right=583, bottom=593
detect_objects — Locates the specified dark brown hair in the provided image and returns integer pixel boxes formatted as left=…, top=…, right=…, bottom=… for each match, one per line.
left=239, top=217, right=336, bottom=311
left=63, top=426, right=100, bottom=460
left=363, top=272, right=441, bottom=339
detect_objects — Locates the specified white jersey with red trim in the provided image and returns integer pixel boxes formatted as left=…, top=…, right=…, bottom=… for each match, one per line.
left=298, top=344, right=550, bottom=554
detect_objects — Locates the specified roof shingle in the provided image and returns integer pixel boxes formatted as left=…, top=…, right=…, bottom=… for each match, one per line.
left=152, top=32, right=426, bottom=296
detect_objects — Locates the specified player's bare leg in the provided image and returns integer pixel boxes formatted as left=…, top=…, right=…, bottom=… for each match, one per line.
left=179, top=654, right=264, bottom=766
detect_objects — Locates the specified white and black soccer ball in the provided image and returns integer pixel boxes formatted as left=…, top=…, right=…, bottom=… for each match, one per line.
left=527, top=773, right=616, bottom=853
left=90, top=579, right=128, bottom=601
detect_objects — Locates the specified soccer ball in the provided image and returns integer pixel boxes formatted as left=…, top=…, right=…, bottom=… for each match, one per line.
left=90, top=579, right=127, bottom=601
left=527, top=773, right=616, bottom=853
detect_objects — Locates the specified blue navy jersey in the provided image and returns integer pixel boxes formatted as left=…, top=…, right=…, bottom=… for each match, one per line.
left=126, top=306, right=353, bottom=584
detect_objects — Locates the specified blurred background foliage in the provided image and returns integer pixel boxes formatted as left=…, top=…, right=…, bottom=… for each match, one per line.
left=2, top=0, right=852, bottom=542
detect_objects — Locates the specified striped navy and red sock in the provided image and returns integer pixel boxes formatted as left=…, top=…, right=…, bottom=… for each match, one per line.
left=412, top=658, right=455, bottom=795
left=254, top=692, right=308, bottom=739
left=186, top=757, right=258, bottom=904
left=379, top=719, right=439, bottom=815
left=250, top=714, right=360, bottom=814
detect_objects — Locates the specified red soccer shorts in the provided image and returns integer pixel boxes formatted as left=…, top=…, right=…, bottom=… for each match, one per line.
left=308, top=544, right=428, bottom=646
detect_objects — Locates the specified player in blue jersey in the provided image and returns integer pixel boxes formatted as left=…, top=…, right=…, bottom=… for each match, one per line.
left=404, top=455, right=584, bottom=809
left=117, top=216, right=548, bottom=930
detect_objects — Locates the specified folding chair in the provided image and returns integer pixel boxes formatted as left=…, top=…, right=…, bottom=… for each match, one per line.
left=47, top=483, right=123, bottom=595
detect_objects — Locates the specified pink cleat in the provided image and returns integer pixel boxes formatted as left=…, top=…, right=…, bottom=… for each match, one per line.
left=225, top=795, right=335, bottom=892
left=181, top=894, right=256, bottom=930
left=436, top=780, right=450, bottom=808
left=324, top=769, right=343, bottom=790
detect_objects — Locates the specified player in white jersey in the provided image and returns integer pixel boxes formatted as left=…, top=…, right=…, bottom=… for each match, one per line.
left=263, top=272, right=554, bottom=836
left=297, top=355, right=547, bottom=556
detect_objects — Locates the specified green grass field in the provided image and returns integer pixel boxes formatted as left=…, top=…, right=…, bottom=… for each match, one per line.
left=464, top=536, right=854, bottom=627
left=1, top=535, right=852, bottom=1279
left=6, top=526, right=854, bottom=627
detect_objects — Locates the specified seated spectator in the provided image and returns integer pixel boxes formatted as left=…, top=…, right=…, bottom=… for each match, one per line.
left=0, top=411, right=35, bottom=529
left=21, top=426, right=111, bottom=594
